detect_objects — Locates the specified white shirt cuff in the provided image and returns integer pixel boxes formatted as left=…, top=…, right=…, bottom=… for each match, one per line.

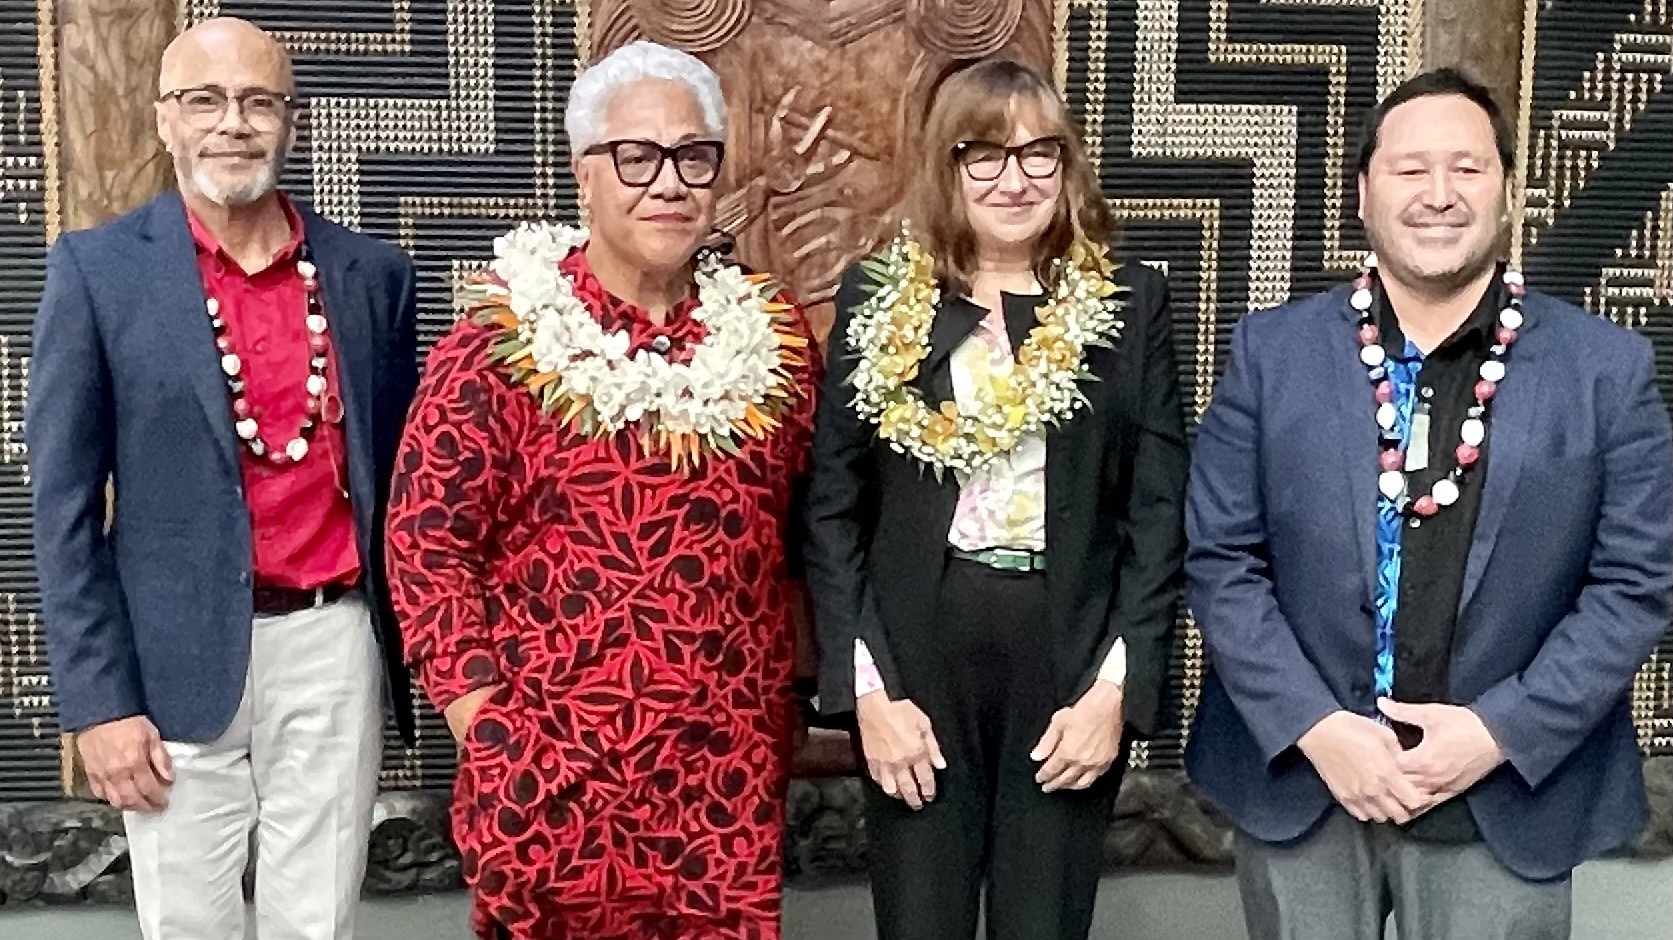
left=1096, top=637, right=1127, bottom=687
left=854, top=638, right=887, bottom=698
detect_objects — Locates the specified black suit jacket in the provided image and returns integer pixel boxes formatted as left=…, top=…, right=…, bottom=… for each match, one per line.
left=28, top=190, right=420, bottom=743
left=803, top=259, right=1188, bottom=735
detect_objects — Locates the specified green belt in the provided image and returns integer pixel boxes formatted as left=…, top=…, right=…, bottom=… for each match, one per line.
left=950, top=547, right=1048, bottom=573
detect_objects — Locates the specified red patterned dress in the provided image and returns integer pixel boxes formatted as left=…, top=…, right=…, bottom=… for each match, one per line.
left=386, top=249, right=820, bottom=940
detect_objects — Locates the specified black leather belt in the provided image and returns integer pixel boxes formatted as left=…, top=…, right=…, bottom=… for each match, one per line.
left=252, top=583, right=351, bottom=617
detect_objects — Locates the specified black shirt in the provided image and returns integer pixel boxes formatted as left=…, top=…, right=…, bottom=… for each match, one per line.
left=1374, top=271, right=1506, bottom=841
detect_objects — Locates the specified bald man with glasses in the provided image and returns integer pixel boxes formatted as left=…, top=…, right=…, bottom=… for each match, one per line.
left=28, top=17, right=418, bottom=939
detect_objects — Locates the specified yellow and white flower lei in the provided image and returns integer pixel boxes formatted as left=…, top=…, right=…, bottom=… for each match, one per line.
left=846, top=229, right=1124, bottom=480
left=460, top=221, right=807, bottom=469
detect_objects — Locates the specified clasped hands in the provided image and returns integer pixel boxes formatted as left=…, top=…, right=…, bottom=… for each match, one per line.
left=854, top=681, right=1124, bottom=811
left=1297, top=699, right=1506, bottom=825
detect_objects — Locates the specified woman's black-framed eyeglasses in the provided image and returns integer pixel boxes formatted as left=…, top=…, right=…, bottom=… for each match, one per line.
left=158, top=84, right=295, bottom=131
left=954, top=136, right=1065, bottom=182
left=582, top=139, right=726, bottom=189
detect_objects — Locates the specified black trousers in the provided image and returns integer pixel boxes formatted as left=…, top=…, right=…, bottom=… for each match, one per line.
left=863, top=559, right=1125, bottom=940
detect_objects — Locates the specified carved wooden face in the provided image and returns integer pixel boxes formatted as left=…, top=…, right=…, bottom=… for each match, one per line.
left=958, top=115, right=1064, bottom=260
left=1358, top=93, right=1509, bottom=294
left=575, top=78, right=721, bottom=276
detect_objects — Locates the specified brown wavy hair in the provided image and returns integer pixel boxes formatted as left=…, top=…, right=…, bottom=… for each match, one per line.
left=905, top=59, right=1114, bottom=294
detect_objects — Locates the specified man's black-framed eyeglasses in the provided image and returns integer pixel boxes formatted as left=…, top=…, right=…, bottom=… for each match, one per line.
left=954, top=136, right=1065, bottom=182
left=582, top=139, right=726, bottom=189
left=159, top=85, right=295, bottom=131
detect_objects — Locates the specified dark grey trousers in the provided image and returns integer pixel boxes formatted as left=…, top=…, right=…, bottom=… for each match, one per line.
left=1234, top=810, right=1572, bottom=940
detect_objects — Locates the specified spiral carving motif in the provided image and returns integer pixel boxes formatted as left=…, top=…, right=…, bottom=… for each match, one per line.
left=592, top=0, right=648, bottom=57
left=907, top=0, right=1024, bottom=60
left=625, top=0, right=753, bottom=54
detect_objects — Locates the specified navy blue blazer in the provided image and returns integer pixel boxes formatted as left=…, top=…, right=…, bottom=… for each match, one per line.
left=1184, top=284, right=1673, bottom=881
left=28, top=190, right=420, bottom=744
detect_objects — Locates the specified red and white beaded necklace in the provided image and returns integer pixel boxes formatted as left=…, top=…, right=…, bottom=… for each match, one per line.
left=206, top=254, right=339, bottom=466
left=1352, top=252, right=1526, bottom=518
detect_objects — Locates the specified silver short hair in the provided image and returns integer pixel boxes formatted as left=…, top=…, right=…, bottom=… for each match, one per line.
left=564, top=41, right=727, bottom=155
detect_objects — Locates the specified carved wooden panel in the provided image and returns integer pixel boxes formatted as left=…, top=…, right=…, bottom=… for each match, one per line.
left=55, top=0, right=174, bottom=232
left=590, top=0, right=1056, bottom=339
left=1422, top=0, right=1524, bottom=117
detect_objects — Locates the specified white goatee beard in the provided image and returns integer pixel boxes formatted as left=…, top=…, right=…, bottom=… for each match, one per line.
left=192, top=156, right=282, bottom=208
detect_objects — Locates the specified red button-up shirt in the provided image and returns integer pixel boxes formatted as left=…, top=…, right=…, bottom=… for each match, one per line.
left=187, top=198, right=361, bottom=590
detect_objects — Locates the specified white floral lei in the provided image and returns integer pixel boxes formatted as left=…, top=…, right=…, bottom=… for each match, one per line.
left=461, top=222, right=805, bottom=467
left=846, top=229, right=1125, bottom=480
